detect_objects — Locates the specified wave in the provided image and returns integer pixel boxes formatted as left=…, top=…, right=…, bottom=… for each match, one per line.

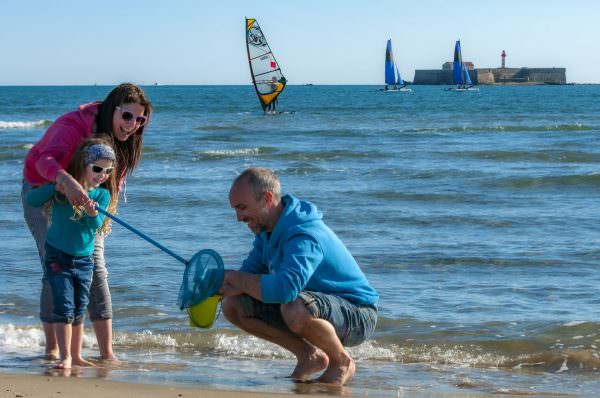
left=128, top=176, right=199, bottom=186
left=194, top=133, right=244, bottom=142
left=384, top=256, right=565, bottom=268
left=281, top=164, right=328, bottom=175
left=400, top=214, right=519, bottom=229
left=367, top=190, right=485, bottom=204
left=0, top=143, right=34, bottom=161
left=140, top=147, right=271, bottom=161
left=2, top=322, right=599, bottom=373
left=452, top=150, right=600, bottom=163
left=193, top=125, right=245, bottom=132
left=142, top=146, right=385, bottom=162
left=196, top=147, right=386, bottom=162
left=270, top=149, right=385, bottom=161
left=114, top=194, right=212, bottom=208
left=403, top=123, right=595, bottom=134
left=0, top=120, right=51, bottom=129
left=490, top=173, right=600, bottom=190
left=192, top=147, right=276, bottom=161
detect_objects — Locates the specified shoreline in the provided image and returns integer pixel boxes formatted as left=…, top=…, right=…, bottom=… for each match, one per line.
left=0, top=370, right=565, bottom=398
left=0, top=372, right=333, bottom=398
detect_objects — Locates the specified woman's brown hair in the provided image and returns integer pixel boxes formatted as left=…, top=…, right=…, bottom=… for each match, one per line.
left=95, top=83, right=153, bottom=185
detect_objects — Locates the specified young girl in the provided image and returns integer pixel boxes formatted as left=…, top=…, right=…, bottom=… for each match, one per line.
left=27, top=138, right=118, bottom=369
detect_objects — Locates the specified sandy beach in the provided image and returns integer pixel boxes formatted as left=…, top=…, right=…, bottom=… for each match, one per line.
left=0, top=372, right=339, bottom=398
left=2, top=371, right=521, bottom=398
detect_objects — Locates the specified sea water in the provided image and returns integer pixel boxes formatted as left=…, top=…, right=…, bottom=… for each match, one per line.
left=1, top=85, right=600, bottom=396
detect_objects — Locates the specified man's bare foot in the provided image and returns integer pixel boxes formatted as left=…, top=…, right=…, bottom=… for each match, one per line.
left=292, top=381, right=350, bottom=396
left=54, top=357, right=72, bottom=369
left=290, top=349, right=329, bottom=381
left=317, top=356, right=355, bottom=386
left=72, top=357, right=96, bottom=367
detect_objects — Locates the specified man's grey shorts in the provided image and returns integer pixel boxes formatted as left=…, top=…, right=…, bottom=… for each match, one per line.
left=239, top=291, right=377, bottom=347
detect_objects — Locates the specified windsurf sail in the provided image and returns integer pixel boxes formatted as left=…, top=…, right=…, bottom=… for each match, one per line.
left=245, top=18, right=287, bottom=112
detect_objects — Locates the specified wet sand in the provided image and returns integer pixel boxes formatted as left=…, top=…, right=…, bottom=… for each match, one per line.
left=0, top=372, right=331, bottom=398
left=0, top=371, right=537, bottom=398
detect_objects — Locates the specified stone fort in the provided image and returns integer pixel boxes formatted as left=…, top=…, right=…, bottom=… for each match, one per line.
left=413, top=51, right=566, bottom=85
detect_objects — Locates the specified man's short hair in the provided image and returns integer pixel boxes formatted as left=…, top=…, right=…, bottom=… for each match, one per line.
left=234, top=167, right=281, bottom=201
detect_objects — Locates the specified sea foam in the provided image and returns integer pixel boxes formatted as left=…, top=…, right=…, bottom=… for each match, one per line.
left=0, top=120, right=50, bottom=129
left=0, top=324, right=44, bottom=351
left=0, top=323, right=97, bottom=352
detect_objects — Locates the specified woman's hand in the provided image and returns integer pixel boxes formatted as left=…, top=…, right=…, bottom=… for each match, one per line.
left=83, top=199, right=99, bottom=217
left=55, top=181, right=65, bottom=194
left=56, top=172, right=89, bottom=207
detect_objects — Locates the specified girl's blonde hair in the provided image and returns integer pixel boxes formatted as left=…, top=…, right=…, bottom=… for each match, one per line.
left=66, top=137, right=118, bottom=234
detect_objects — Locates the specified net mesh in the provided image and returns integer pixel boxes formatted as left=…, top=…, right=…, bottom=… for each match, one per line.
left=177, top=249, right=224, bottom=310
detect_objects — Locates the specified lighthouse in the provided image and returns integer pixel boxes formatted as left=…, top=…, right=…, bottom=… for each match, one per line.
left=501, top=50, right=506, bottom=68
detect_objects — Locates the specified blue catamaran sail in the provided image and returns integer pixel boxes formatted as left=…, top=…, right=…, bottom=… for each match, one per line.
left=396, top=68, right=404, bottom=87
left=385, top=39, right=398, bottom=86
left=452, top=40, right=464, bottom=86
left=463, top=63, right=473, bottom=86
left=384, top=39, right=410, bottom=91
left=450, top=39, right=477, bottom=90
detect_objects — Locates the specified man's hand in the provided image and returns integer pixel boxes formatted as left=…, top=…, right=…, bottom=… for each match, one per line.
left=219, top=270, right=262, bottom=300
left=219, top=271, right=244, bottom=296
left=219, top=282, right=244, bottom=297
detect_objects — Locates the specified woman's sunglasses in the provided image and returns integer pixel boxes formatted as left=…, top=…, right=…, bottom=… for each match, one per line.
left=90, top=164, right=114, bottom=175
left=115, top=106, right=148, bottom=126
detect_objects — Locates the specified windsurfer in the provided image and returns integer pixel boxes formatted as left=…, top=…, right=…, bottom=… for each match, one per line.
left=246, top=18, right=287, bottom=113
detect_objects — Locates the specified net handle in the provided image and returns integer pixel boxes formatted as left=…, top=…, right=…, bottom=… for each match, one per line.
left=96, top=207, right=188, bottom=265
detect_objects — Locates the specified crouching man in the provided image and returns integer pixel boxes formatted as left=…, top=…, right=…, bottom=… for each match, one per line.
left=220, top=167, right=378, bottom=386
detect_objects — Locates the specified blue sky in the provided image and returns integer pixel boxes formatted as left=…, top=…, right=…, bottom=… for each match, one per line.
left=2, top=0, right=598, bottom=85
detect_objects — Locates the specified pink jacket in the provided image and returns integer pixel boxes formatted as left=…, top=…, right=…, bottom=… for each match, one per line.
left=24, top=102, right=99, bottom=186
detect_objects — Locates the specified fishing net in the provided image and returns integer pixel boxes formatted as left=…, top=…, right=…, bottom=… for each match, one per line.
left=177, top=249, right=224, bottom=310
left=94, top=207, right=225, bottom=328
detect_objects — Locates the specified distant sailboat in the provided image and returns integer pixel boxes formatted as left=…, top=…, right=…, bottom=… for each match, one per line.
left=447, top=40, right=478, bottom=91
left=383, top=39, right=411, bottom=92
left=245, top=18, right=287, bottom=113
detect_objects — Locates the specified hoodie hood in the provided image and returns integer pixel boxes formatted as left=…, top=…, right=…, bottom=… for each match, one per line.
left=268, top=194, right=322, bottom=247
left=23, top=102, right=99, bottom=185
left=78, top=101, right=101, bottom=129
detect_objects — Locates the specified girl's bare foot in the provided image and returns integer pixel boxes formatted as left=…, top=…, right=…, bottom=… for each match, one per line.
left=54, top=357, right=72, bottom=369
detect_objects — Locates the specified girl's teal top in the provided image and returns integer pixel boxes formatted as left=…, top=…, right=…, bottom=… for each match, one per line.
left=27, top=184, right=110, bottom=256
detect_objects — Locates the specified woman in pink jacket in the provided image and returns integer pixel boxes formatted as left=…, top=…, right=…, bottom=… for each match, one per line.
left=22, top=83, right=152, bottom=361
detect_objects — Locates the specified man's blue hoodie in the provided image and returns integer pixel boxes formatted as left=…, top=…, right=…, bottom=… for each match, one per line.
left=240, top=194, right=379, bottom=306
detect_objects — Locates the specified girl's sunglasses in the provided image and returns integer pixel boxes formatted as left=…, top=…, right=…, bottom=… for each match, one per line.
left=90, top=164, right=114, bottom=175
left=115, top=106, right=148, bottom=126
